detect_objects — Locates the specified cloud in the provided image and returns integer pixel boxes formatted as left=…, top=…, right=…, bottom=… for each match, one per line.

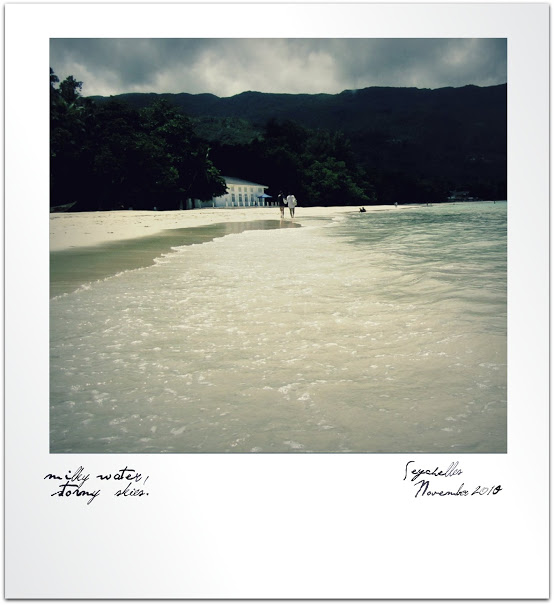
left=50, top=38, right=507, bottom=97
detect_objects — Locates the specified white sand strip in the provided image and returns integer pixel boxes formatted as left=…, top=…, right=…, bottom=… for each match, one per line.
left=49, top=205, right=397, bottom=252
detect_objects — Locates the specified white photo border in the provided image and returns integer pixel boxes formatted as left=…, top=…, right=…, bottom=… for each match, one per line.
left=5, top=3, right=549, bottom=599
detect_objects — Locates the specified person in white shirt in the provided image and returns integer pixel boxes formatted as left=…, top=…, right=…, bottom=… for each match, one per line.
left=286, top=194, right=297, bottom=218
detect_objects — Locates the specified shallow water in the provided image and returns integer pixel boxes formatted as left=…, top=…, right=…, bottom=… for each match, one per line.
left=50, top=202, right=507, bottom=453
left=50, top=220, right=300, bottom=297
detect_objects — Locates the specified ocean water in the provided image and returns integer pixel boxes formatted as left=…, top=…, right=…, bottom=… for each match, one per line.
left=50, top=202, right=507, bottom=453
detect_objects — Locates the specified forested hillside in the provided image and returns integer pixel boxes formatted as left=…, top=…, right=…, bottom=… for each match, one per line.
left=91, top=84, right=507, bottom=204
left=51, top=69, right=506, bottom=210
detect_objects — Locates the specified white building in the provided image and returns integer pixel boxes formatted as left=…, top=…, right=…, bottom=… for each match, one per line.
left=205, top=176, right=271, bottom=208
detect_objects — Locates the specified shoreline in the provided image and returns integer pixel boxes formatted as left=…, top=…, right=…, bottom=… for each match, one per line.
left=52, top=202, right=497, bottom=252
left=49, top=203, right=498, bottom=296
left=48, top=204, right=415, bottom=297
left=49, top=205, right=389, bottom=252
left=50, top=218, right=302, bottom=298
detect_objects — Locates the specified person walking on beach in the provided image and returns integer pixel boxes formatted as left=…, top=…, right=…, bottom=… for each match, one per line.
left=286, top=194, right=297, bottom=218
left=278, top=191, right=286, bottom=218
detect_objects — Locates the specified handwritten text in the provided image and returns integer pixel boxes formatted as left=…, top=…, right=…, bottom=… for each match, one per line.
left=403, top=460, right=502, bottom=499
left=44, top=466, right=150, bottom=505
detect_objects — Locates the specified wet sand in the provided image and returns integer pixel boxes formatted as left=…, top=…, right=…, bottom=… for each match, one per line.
left=50, top=219, right=301, bottom=297
left=49, top=206, right=369, bottom=251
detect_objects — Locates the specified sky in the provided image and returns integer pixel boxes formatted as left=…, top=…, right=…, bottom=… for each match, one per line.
left=50, top=38, right=507, bottom=98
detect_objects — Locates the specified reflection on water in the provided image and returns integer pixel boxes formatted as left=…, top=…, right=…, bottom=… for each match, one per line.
left=50, top=220, right=300, bottom=297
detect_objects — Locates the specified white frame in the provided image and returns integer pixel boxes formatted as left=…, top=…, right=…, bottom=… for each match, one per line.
left=5, top=3, right=549, bottom=599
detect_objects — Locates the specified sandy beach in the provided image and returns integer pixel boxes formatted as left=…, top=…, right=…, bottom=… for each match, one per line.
left=50, top=205, right=392, bottom=251
left=49, top=201, right=507, bottom=454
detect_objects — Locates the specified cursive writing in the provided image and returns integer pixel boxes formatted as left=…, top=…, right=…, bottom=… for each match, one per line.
left=403, top=460, right=502, bottom=499
left=404, top=460, right=463, bottom=482
left=44, top=466, right=150, bottom=505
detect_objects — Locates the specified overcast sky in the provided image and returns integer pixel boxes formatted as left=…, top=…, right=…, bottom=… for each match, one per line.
left=50, top=38, right=507, bottom=98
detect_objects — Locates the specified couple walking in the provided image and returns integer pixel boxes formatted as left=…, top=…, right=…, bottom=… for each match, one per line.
left=278, top=191, right=297, bottom=218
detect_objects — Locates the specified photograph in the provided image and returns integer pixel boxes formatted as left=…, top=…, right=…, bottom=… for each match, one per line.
left=49, top=38, right=507, bottom=454
left=6, top=3, right=549, bottom=600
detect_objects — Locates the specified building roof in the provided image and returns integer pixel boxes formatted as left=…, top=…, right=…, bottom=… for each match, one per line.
left=222, top=176, right=268, bottom=188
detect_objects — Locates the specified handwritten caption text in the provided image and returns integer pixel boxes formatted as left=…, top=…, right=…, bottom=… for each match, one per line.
left=403, top=460, right=502, bottom=498
left=44, top=466, right=149, bottom=504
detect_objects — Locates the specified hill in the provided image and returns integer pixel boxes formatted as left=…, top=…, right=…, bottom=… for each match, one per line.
left=90, top=84, right=507, bottom=202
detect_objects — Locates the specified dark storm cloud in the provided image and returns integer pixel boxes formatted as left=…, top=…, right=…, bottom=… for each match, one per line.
left=329, top=39, right=507, bottom=89
left=50, top=38, right=507, bottom=97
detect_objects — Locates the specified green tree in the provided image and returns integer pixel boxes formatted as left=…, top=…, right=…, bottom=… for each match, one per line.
left=84, top=100, right=145, bottom=209
left=50, top=71, right=226, bottom=211
left=305, top=158, right=370, bottom=206
left=50, top=70, right=95, bottom=209
left=139, top=100, right=225, bottom=209
left=59, top=75, right=83, bottom=105
left=255, top=119, right=372, bottom=206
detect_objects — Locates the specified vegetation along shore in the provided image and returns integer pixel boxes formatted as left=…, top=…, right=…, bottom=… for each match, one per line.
left=50, top=69, right=506, bottom=213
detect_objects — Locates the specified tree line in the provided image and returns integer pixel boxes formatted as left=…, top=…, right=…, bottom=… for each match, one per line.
left=209, top=118, right=375, bottom=206
left=95, top=84, right=507, bottom=204
left=51, top=69, right=226, bottom=211
left=50, top=70, right=375, bottom=210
